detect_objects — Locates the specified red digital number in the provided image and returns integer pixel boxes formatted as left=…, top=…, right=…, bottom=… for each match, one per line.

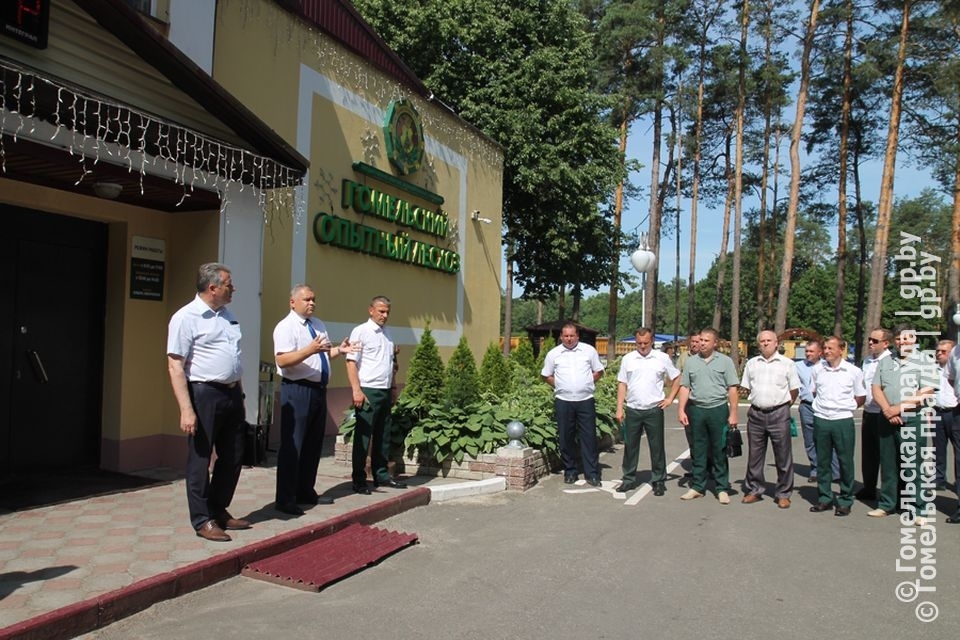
left=18, top=1, right=43, bottom=26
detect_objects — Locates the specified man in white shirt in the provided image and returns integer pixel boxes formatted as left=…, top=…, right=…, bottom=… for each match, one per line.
left=740, top=330, right=800, bottom=508
left=541, top=323, right=605, bottom=486
left=273, top=284, right=356, bottom=516
left=808, top=336, right=866, bottom=517
left=856, top=328, right=892, bottom=501
left=944, top=340, right=960, bottom=523
left=932, top=340, right=957, bottom=492
left=167, top=263, right=248, bottom=542
left=614, top=327, right=680, bottom=495
left=346, top=296, right=405, bottom=494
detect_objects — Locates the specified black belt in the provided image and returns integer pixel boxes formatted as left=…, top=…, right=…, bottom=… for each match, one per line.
left=191, top=380, right=238, bottom=391
left=750, top=402, right=790, bottom=414
left=282, top=377, right=326, bottom=389
left=800, top=400, right=813, bottom=405
left=935, top=406, right=958, bottom=412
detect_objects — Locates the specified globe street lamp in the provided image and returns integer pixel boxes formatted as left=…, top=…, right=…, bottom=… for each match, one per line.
left=630, top=232, right=657, bottom=328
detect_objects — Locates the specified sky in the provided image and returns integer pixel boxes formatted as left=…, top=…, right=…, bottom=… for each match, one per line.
left=609, top=123, right=943, bottom=296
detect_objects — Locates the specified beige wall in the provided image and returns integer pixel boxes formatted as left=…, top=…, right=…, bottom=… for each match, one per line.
left=214, top=1, right=505, bottom=435
left=0, top=178, right=219, bottom=471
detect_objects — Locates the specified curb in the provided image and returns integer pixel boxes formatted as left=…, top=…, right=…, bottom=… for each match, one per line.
left=428, top=478, right=506, bottom=502
left=0, top=488, right=431, bottom=640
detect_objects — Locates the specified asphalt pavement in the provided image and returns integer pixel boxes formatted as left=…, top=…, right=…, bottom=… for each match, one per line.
left=74, top=406, right=960, bottom=640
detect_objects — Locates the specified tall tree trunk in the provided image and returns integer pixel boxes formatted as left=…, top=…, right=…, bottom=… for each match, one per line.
left=864, top=1, right=911, bottom=355
left=853, top=141, right=867, bottom=356
left=645, top=101, right=664, bottom=331
left=503, top=248, right=514, bottom=357
left=607, top=116, right=628, bottom=361
left=833, top=0, right=854, bottom=337
left=949, top=129, right=960, bottom=339
left=775, top=0, right=820, bottom=334
left=674, top=79, right=683, bottom=343
left=730, top=0, right=749, bottom=368
left=688, top=67, right=704, bottom=334
left=558, top=285, right=567, bottom=321
left=572, top=283, right=582, bottom=321
left=712, top=134, right=735, bottom=330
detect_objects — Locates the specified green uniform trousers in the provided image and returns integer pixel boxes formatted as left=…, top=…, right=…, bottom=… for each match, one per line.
left=689, top=403, right=730, bottom=493
left=351, top=387, right=393, bottom=485
left=620, top=406, right=666, bottom=486
left=814, top=416, right=856, bottom=507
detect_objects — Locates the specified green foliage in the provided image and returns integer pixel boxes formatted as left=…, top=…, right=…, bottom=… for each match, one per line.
left=401, top=324, right=444, bottom=407
left=510, top=336, right=537, bottom=377
left=443, top=336, right=480, bottom=407
left=478, top=342, right=510, bottom=396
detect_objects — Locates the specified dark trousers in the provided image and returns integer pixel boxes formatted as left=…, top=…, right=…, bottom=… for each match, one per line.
left=352, top=386, right=393, bottom=485
left=689, top=404, right=730, bottom=493
left=876, top=415, right=903, bottom=512
left=934, top=407, right=960, bottom=488
left=186, top=383, right=244, bottom=530
left=276, top=380, right=327, bottom=505
left=555, top=397, right=600, bottom=479
left=860, top=411, right=881, bottom=492
left=799, top=401, right=839, bottom=479
left=813, top=416, right=855, bottom=507
left=620, top=406, right=665, bottom=486
left=743, top=405, right=794, bottom=499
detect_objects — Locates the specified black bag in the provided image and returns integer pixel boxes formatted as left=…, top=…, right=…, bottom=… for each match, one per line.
left=725, top=426, right=743, bottom=458
left=243, top=421, right=267, bottom=466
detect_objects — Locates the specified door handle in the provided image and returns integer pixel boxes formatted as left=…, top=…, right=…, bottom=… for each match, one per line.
left=27, top=349, right=49, bottom=383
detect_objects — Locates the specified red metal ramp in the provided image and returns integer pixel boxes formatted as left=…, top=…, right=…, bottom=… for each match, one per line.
left=241, top=522, right=418, bottom=592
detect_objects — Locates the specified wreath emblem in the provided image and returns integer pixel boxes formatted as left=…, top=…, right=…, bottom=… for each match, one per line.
left=383, top=99, right=424, bottom=175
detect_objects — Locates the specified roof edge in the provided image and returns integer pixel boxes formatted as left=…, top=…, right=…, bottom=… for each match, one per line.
left=71, top=0, right=308, bottom=176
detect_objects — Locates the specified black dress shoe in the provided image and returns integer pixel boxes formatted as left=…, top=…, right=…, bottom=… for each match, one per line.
left=275, top=502, right=305, bottom=516
left=586, top=476, right=601, bottom=487
left=854, top=488, right=876, bottom=500
left=653, top=482, right=666, bottom=496
left=375, top=478, right=407, bottom=489
left=809, top=503, right=833, bottom=512
left=834, top=505, right=851, bottom=516
left=564, top=474, right=578, bottom=484
left=935, top=482, right=947, bottom=491
left=353, top=483, right=372, bottom=495
left=614, top=482, right=634, bottom=493
left=297, top=494, right=335, bottom=505
left=946, top=512, right=960, bottom=524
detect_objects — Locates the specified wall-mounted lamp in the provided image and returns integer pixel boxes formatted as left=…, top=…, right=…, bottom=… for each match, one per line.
left=93, top=181, right=123, bottom=199
left=471, top=210, right=492, bottom=224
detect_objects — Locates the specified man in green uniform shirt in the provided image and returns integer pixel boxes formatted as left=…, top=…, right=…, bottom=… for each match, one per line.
left=677, top=328, right=740, bottom=505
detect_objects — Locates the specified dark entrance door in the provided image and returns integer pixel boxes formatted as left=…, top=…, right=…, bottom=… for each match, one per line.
left=0, top=206, right=107, bottom=476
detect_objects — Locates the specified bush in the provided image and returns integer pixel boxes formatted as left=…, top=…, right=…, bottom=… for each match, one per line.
left=478, top=342, right=510, bottom=396
left=511, top=336, right=537, bottom=377
left=443, top=336, right=480, bottom=407
left=402, top=323, right=444, bottom=407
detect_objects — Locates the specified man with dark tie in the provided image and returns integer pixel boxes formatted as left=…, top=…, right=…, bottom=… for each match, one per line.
left=167, top=263, right=249, bottom=542
left=273, top=284, right=356, bottom=516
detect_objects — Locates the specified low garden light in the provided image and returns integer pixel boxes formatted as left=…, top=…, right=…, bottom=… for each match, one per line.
left=506, top=420, right=526, bottom=449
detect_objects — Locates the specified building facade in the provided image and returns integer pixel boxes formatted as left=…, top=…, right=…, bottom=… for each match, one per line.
left=0, top=0, right=503, bottom=475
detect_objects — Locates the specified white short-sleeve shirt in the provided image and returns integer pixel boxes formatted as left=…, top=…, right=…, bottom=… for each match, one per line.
left=166, top=294, right=242, bottom=383
left=346, top=318, right=394, bottom=389
left=273, top=310, right=329, bottom=383
left=811, top=360, right=866, bottom=420
left=617, top=350, right=679, bottom=409
left=541, top=342, right=604, bottom=402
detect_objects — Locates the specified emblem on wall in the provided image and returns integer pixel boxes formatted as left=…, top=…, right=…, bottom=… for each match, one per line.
left=383, top=99, right=424, bottom=175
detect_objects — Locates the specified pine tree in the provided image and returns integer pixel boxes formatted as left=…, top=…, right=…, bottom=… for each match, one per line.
left=402, top=324, right=444, bottom=406
left=478, top=342, right=510, bottom=397
left=511, top=336, right=537, bottom=377
left=443, top=336, right=480, bottom=407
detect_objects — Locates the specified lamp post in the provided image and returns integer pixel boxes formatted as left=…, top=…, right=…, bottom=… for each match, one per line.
left=630, top=232, right=657, bottom=328
left=953, top=303, right=960, bottom=343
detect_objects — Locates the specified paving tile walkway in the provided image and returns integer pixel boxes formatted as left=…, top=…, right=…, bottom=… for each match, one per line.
left=0, top=453, right=447, bottom=637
